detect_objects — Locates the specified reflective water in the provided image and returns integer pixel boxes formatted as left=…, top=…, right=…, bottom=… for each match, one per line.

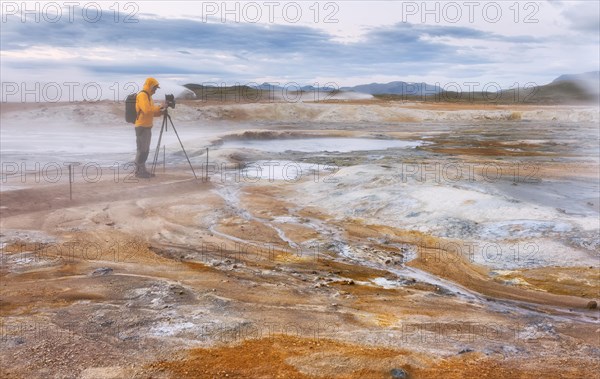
left=220, top=137, right=423, bottom=153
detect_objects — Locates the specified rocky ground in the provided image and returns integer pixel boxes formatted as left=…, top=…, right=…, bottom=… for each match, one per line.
left=1, top=100, right=599, bottom=378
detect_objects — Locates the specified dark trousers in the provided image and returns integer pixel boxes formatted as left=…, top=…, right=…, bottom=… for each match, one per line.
left=135, top=127, right=152, bottom=172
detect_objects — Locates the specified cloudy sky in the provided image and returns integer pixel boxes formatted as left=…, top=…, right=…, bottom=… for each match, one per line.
left=1, top=0, right=599, bottom=99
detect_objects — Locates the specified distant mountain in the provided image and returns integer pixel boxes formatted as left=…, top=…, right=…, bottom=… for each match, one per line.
left=552, top=71, right=600, bottom=86
left=185, top=82, right=339, bottom=95
left=252, top=82, right=284, bottom=91
left=183, top=83, right=264, bottom=101
left=341, top=81, right=442, bottom=95
left=300, top=85, right=338, bottom=92
left=184, top=72, right=599, bottom=104
left=350, top=73, right=599, bottom=104
left=250, top=83, right=337, bottom=92
left=502, top=71, right=600, bottom=104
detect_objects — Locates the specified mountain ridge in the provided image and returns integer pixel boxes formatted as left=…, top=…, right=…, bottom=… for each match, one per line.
left=183, top=71, right=600, bottom=103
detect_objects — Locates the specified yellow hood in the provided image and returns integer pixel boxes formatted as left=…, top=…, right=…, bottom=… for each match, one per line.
left=142, top=77, right=160, bottom=93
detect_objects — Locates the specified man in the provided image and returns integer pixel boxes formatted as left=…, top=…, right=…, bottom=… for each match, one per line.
left=134, top=77, right=166, bottom=178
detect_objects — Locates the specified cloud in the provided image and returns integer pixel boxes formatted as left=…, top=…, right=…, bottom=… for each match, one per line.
left=560, top=1, right=600, bottom=34
left=0, top=5, right=596, bottom=86
left=1, top=13, right=334, bottom=53
left=1, top=12, right=540, bottom=58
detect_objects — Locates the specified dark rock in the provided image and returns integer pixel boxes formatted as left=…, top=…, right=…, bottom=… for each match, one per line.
left=459, top=348, right=474, bottom=354
left=439, top=217, right=480, bottom=239
left=91, top=267, right=113, bottom=276
left=390, top=368, right=408, bottom=378
left=587, top=300, right=597, bottom=309
left=434, top=286, right=455, bottom=296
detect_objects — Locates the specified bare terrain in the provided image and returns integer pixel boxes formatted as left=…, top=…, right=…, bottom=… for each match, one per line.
left=1, top=99, right=599, bottom=378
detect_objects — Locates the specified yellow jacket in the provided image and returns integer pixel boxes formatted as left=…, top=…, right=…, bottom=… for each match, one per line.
left=135, top=77, right=162, bottom=127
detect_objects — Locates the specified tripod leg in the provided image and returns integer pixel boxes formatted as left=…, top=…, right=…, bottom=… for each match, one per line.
left=167, top=114, right=198, bottom=180
left=151, top=115, right=167, bottom=175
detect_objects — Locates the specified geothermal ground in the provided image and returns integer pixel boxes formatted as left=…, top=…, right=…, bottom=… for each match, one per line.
left=1, top=99, right=599, bottom=378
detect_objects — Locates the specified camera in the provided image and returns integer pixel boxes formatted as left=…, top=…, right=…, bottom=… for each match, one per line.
left=165, top=94, right=176, bottom=108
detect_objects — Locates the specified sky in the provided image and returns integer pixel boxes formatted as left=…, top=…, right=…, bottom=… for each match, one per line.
left=1, top=0, right=599, bottom=100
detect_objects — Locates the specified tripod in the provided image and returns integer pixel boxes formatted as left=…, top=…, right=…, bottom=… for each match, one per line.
left=151, top=108, right=198, bottom=179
